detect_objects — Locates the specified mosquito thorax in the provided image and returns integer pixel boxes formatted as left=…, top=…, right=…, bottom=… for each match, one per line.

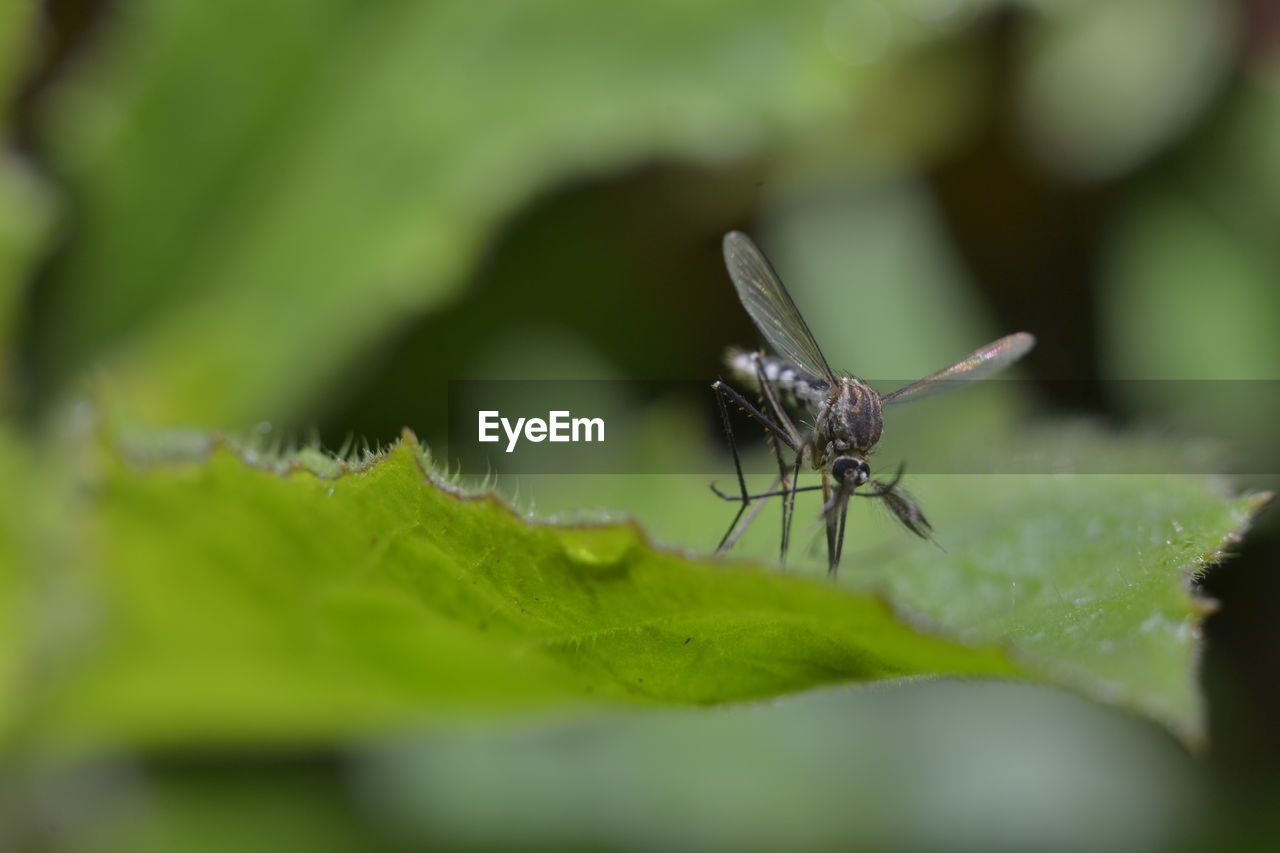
left=815, top=377, right=883, bottom=456
left=831, top=455, right=871, bottom=489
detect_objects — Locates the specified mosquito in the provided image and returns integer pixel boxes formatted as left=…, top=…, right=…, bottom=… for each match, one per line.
left=711, top=231, right=1035, bottom=578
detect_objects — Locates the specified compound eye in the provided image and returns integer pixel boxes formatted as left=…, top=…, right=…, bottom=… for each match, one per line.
left=832, top=457, right=865, bottom=485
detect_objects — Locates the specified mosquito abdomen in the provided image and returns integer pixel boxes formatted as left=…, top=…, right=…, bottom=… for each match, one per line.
left=725, top=348, right=829, bottom=411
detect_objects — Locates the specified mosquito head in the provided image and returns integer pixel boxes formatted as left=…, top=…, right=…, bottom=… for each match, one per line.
left=831, top=455, right=870, bottom=491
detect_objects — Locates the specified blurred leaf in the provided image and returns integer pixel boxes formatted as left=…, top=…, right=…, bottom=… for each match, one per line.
left=356, top=682, right=1204, bottom=852
left=1185, top=73, right=1280, bottom=247
left=0, top=1, right=55, bottom=401
left=762, top=178, right=1020, bottom=385
left=77, top=759, right=408, bottom=853
left=1100, top=76, right=1280, bottom=468
left=1017, top=0, right=1233, bottom=180
left=0, top=3, right=53, bottom=737
left=47, top=683, right=1210, bottom=853
left=0, top=428, right=32, bottom=737
left=33, top=0, right=999, bottom=427
left=0, top=156, right=51, bottom=361
left=0, top=1, right=38, bottom=92
left=1104, top=188, right=1280, bottom=383
left=30, top=430, right=1025, bottom=754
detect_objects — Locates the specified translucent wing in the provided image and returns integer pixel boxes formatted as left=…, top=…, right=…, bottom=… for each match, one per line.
left=881, top=332, right=1035, bottom=406
left=722, top=231, right=836, bottom=384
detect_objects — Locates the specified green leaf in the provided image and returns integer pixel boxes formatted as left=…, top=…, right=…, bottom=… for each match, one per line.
left=513, top=420, right=1266, bottom=743
left=31, top=0, right=1000, bottom=426
left=31, top=430, right=1023, bottom=754
left=837, top=466, right=1260, bottom=744
left=18, top=417, right=1264, bottom=756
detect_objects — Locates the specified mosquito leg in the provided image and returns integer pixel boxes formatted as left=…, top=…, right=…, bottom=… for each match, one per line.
left=789, top=452, right=803, bottom=531
left=710, top=380, right=804, bottom=559
left=720, top=476, right=780, bottom=555
left=769, top=438, right=790, bottom=564
left=713, top=387, right=753, bottom=553
left=749, top=353, right=806, bottom=448
left=711, top=483, right=825, bottom=502
left=753, top=428, right=790, bottom=563
left=745, top=354, right=811, bottom=566
left=711, top=381, right=798, bottom=452
left=751, top=355, right=796, bottom=565
left=780, top=451, right=803, bottom=565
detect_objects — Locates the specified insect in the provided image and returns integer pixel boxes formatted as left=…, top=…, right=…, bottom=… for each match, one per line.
left=711, top=231, right=1035, bottom=578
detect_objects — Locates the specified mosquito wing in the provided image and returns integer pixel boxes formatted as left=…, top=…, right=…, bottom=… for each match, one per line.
left=881, top=332, right=1035, bottom=406
left=722, top=231, right=837, bottom=384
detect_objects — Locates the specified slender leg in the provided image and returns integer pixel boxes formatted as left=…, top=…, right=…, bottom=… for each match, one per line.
left=711, top=381, right=798, bottom=452
left=770, top=437, right=790, bottom=564
left=747, top=354, right=809, bottom=566
left=711, top=482, right=825, bottom=502
left=713, top=387, right=753, bottom=553
left=753, top=358, right=792, bottom=564
left=781, top=451, right=803, bottom=564
left=710, top=379, right=801, bottom=557
left=719, top=475, right=780, bottom=555
left=748, top=353, right=805, bottom=449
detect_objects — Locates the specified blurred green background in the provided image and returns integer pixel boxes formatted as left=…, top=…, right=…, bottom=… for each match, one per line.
left=4, top=0, right=1280, bottom=849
